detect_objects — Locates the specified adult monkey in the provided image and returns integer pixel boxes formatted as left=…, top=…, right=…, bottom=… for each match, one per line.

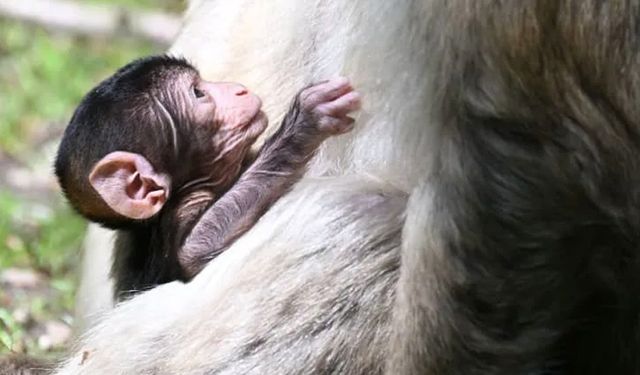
left=53, top=0, right=640, bottom=374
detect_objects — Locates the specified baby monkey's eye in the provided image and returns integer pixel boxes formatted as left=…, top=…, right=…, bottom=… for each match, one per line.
left=193, top=86, right=206, bottom=99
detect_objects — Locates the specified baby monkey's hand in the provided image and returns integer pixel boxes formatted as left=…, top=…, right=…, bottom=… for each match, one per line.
left=298, top=77, right=362, bottom=135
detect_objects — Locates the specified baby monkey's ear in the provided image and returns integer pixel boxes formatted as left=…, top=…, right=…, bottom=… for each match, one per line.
left=89, top=151, right=170, bottom=220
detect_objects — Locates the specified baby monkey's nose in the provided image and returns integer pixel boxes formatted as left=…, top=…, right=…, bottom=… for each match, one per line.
left=234, top=86, right=249, bottom=96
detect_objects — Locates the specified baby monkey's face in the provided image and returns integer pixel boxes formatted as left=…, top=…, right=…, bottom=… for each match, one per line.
left=166, top=68, right=268, bottom=148
left=191, top=79, right=265, bottom=134
left=160, top=67, right=269, bottom=191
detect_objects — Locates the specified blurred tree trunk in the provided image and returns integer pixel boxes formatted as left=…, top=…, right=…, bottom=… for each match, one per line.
left=73, top=225, right=115, bottom=335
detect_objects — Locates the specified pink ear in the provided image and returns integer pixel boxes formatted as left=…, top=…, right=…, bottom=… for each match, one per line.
left=89, top=151, right=171, bottom=220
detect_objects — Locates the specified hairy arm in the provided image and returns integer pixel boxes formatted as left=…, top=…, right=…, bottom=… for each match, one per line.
left=178, top=78, right=361, bottom=277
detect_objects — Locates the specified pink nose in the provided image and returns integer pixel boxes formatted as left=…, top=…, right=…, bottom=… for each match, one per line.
left=235, top=87, right=249, bottom=96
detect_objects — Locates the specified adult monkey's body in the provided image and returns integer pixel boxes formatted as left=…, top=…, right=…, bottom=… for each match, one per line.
left=53, top=1, right=640, bottom=374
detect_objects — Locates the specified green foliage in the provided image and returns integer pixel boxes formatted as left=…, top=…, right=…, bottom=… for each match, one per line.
left=0, top=191, right=85, bottom=275
left=0, top=20, right=156, bottom=156
left=0, top=14, right=162, bottom=356
left=0, top=189, right=86, bottom=354
left=89, top=0, right=186, bottom=12
left=0, top=308, right=22, bottom=351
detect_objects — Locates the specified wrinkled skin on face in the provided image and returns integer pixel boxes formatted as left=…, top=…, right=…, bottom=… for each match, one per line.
left=198, top=81, right=268, bottom=189
left=162, top=71, right=268, bottom=194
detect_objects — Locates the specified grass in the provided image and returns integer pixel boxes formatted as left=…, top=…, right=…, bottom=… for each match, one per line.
left=0, top=3, right=165, bottom=355
left=0, top=20, right=157, bottom=157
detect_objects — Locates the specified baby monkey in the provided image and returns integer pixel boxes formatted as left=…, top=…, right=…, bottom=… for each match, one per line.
left=55, top=55, right=361, bottom=299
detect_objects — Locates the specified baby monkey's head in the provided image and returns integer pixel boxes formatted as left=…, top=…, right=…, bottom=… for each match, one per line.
left=55, top=55, right=267, bottom=228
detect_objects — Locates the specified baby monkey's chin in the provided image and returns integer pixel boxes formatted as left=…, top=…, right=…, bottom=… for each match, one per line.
left=246, top=111, right=268, bottom=136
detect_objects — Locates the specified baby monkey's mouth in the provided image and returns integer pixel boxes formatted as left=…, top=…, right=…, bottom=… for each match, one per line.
left=225, top=92, right=264, bottom=131
left=247, top=110, right=267, bottom=128
left=243, top=111, right=269, bottom=145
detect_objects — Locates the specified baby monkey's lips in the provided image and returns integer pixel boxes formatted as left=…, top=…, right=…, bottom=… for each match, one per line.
left=240, top=110, right=268, bottom=137
left=249, top=110, right=267, bottom=129
left=233, top=93, right=264, bottom=130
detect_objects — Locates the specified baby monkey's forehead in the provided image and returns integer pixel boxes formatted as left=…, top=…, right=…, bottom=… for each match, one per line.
left=148, top=67, right=199, bottom=97
left=154, top=65, right=198, bottom=85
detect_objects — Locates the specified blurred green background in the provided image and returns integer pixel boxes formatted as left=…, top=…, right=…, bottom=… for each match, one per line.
left=0, top=0, right=183, bottom=358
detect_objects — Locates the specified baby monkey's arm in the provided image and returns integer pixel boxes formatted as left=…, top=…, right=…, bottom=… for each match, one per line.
left=179, top=78, right=362, bottom=277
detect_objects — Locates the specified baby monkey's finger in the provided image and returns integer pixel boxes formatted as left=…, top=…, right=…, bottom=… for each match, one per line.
left=316, top=91, right=362, bottom=118
left=318, top=116, right=355, bottom=135
left=301, top=77, right=353, bottom=108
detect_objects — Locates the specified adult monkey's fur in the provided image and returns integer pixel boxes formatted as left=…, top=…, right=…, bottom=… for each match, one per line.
left=52, top=0, right=640, bottom=374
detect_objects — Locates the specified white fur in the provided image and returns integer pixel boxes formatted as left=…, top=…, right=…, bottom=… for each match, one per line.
left=57, top=0, right=432, bottom=373
left=170, top=0, right=432, bottom=189
left=72, top=225, right=115, bottom=335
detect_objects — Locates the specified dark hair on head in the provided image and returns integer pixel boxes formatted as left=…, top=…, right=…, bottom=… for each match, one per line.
left=54, top=55, right=196, bottom=228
